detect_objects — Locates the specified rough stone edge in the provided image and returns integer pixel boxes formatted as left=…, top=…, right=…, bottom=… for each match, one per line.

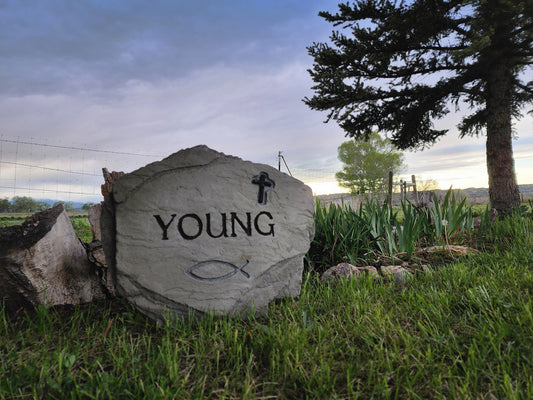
left=112, top=145, right=232, bottom=204
left=117, top=272, right=204, bottom=322
left=113, top=253, right=307, bottom=320
left=233, top=254, right=305, bottom=314
left=100, top=192, right=117, bottom=289
left=112, top=145, right=312, bottom=204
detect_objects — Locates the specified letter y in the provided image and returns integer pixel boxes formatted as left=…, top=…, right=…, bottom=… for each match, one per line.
left=153, top=214, right=177, bottom=240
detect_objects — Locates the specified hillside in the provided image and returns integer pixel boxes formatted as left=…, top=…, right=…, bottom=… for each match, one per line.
left=318, top=184, right=533, bottom=206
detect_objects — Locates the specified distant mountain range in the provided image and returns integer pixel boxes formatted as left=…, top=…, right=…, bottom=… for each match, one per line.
left=317, top=184, right=533, bottom=205
left=459, top=184, right=533, bottom=199
left=20, top=185, right=533, bottom=210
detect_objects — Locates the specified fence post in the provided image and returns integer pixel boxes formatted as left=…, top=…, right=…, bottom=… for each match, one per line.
left=411, top=175, right=418, bottom=204
left=388, top=171, right=393, bottom=206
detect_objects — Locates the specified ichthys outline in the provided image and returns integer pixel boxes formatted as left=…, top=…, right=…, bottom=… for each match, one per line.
left=185, top=260, right=250, bottom=282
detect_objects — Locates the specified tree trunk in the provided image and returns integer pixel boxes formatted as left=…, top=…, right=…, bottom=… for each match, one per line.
left=485, top=62, right=521, bottom=213
left=0, top=205, right=105, bottom=313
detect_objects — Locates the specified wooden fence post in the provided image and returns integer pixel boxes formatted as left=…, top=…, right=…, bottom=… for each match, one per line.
left=388, top=171, right=393, bottom=206
left=411, top=175, right=418, bottom=204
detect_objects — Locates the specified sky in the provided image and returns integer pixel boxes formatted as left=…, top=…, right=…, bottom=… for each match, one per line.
left=0, top=0, right=532, bottom=202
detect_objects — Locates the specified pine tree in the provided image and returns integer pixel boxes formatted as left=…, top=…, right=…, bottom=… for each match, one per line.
left=304, top=0, right=533, bottom=212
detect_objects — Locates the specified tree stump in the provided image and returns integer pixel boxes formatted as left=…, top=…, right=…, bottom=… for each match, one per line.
left=0, top=204, right=105, bottom=313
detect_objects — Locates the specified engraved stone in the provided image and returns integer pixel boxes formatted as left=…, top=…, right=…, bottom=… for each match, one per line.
left=101, top=145, right=315, bottom=320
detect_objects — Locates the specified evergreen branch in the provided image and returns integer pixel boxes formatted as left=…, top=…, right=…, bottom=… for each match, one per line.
left=418, top=45, right=469, bottom=51
left=513, top=23, right=533, bottom=36
left=516, top=82, right=533, bottom=95
left=354, top=65, right=467, bottom=80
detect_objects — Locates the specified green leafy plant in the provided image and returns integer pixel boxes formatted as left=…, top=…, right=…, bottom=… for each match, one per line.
left=426, top=189, right=473, bottom=243
left=395, top=201, right=426, bottom=259
left=308, top=199, right=372, bottom=271
left=364, top=200, right=397, bottom=256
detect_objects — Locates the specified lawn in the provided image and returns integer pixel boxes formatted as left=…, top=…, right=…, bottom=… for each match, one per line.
left=1, top=201, right=532, bottom=399
left=0, top=214, right=93, bottom=243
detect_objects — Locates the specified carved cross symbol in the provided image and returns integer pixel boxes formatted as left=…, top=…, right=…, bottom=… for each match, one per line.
left=251, top=171, right=275, bottom=205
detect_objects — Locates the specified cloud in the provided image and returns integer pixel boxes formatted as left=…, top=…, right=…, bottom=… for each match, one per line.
left=0, top=0, right=339, bottom=95
left=0, top=59, right=345, bottom=169
left=0, top=0, right=531, bottom=200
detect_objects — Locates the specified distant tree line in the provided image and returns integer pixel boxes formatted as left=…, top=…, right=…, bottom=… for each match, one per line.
left=0, top=196, right=95, bottom=213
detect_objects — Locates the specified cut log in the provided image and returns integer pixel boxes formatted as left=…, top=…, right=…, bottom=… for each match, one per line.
left=85, top=202, right=116, bottom=295
left=87, top=203, right=102, bottom=242
left=83, top=239, right=116, bottom=296
left=0, top=204, right=105, bottom=312
left=99, top=168, right=124, bottom=292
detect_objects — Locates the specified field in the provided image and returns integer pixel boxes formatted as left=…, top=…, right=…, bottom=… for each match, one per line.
left=0, top=214, right=93, bottom=243
left=1, top=198, right=533, bottom=399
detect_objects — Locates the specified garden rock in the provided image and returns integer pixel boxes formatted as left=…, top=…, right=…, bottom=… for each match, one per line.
left=101, top=145, right=315, bottom=321
left=321, top=263, right=379, bottom=281
left=380, top=265, right=411, bottom=282
left=0, top=204, right=105, bottom=312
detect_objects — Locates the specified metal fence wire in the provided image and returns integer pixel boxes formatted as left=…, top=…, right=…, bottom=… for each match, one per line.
left=0, top=136, right=340, bottom=204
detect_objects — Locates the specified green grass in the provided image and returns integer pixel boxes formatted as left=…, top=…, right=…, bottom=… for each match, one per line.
left=0, top=215, right=26, bottom=227
left=69, top=215, right=93, bottom=243
left=0, top=214, right=93, bottom=243
left=1, top=202, right=533, bottom=398
left=1, top=215, right=533, bottom=399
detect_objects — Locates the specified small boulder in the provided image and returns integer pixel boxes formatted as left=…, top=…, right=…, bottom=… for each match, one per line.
left=380, top=265, right=411, bottom=282
left=101, top=145, right=315, bottom=320
left=321, top=263, right=379, bottom=281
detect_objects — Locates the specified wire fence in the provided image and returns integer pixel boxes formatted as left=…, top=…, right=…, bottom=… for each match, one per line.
left=0, top=135, right=339, bottom=206
left=2, top=135, right=532, bottom=210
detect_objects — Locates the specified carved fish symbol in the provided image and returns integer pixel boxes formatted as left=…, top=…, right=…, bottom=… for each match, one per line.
left=186, top=260, right=250, bottom=282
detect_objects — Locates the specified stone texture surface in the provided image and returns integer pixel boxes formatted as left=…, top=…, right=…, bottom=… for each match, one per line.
left=0, top=205, right=105, bottom=311
left=321, top=262, right=415, bottom=282
left=101, top=145, right=315, bottom=320
left=380, top=265, right=411, bottom=282
left=321, top=263, right=379, bottom=281
left=101, top=168, right=125, bottom=201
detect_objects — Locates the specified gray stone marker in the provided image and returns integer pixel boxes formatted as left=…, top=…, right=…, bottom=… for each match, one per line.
left=102, top=145, right=314, bottom=320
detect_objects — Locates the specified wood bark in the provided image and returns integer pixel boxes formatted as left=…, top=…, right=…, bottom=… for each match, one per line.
left=99, top=168, right=124, bottom=293
left=486, top=61, right=521, bottom=212
left=0, top=205, right=105, bottom=313
left=84, top=202, right=116, bottom=296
